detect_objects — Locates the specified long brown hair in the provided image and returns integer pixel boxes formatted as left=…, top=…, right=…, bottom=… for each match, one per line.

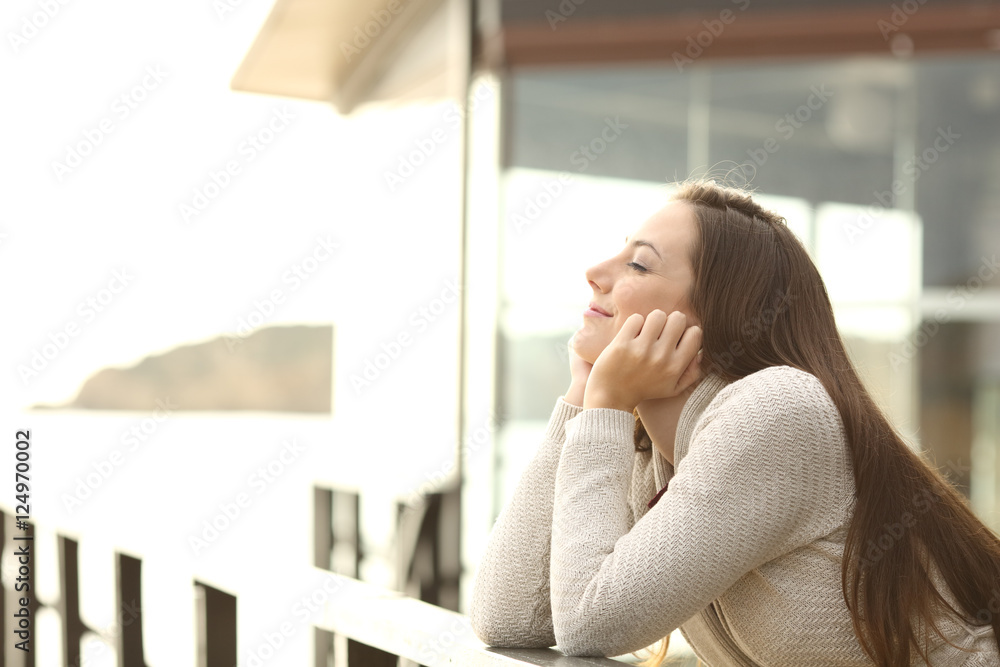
left=634, top=179, right=1000, bottom=667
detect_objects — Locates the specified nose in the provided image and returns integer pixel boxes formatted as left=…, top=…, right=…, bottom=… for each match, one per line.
left=585, top=259, right=609, bottom=294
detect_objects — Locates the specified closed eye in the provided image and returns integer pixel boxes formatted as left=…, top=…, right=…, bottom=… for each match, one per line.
left=628, top=262, right=649, bottom=273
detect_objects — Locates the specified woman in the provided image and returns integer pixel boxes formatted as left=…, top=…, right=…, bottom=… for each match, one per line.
left=469, top=179, right=1000, bottom=666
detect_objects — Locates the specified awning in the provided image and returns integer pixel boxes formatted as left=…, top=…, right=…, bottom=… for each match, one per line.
left=230, top=0, right=470, bottom=115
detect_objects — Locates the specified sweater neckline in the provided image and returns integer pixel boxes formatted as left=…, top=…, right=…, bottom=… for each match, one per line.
left=649, top=372, right=732, bottom=499
left=672, top=372, right=731, bottom=467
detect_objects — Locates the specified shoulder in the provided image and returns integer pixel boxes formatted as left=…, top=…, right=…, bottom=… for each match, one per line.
left=699, top=365, right=844, bottom=440
left=688, top=366, right=855, bottom=523
left=710, top=365, right=836, bottom=415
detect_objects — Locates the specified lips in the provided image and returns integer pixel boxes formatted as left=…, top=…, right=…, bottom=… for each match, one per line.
left=588, top=302, right=612, bottom=317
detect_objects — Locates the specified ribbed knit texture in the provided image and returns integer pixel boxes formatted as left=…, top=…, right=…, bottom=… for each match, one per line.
left=469, top=365, right=999, bottom=666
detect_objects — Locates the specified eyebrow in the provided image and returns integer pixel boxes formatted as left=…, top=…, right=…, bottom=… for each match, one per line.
left=624, top=236, right=663, bottom=260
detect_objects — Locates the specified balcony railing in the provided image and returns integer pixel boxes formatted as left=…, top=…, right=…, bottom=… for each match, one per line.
left=0, top=501, right=642, bottom=666
left=312, top=569, right=638, bottom=666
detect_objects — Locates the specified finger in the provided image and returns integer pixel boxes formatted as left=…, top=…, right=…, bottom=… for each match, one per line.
left=614, top=312, right=644, bottom=342
left=673, top=324, right=703, bottom=371
left=676, top=346, right=704, bottom=393
left=637, top=309, right=668, bottom=344
left=655, top=311, right=687, bottom=350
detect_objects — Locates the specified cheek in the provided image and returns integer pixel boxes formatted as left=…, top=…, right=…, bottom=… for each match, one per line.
left=617, top=282, right=689, bottom=322
left=613, top=283, right=654, bottom=322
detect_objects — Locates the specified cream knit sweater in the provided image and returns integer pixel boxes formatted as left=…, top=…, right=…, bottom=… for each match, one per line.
left=469, top=365, right=999, bottom=666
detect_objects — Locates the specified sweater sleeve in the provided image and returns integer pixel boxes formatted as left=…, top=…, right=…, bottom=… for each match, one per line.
left=549, top=369, right=853, bottom=657
left=469, top=395, right=583, bottom=648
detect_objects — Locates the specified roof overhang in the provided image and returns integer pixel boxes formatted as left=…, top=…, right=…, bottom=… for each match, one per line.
left=230, top=0, right=471, bottom=115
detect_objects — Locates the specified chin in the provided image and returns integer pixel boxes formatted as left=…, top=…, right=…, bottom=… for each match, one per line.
left=571, top=330, right=608, bottom=365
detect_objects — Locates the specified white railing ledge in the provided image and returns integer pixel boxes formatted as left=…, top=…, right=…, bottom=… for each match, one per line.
left=316, top=571, right=635, bottom=666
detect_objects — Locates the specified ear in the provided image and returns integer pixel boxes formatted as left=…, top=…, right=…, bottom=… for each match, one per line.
left=673, top=294, right=700, bottom=329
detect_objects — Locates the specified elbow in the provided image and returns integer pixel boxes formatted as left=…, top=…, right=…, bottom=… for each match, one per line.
left=553, top=604, right=645, bottom=658
left=468, top=589, right=500, bottom=645
left=469, top=606, right=555, bottom=649
left=556, top=636, right=612, bottom=658
left=468, top=605, right=505, bottom=647
left=470, top=621, right=554, bottom=650
left=555, top=637, right=608, bottom=657
left=468, top=569, right=503, bottom=646
left=553, top=614, right=615, bottom=657
left=557, top=642, right=608, bottom=658
left=469, top=588, right=556, bottom=649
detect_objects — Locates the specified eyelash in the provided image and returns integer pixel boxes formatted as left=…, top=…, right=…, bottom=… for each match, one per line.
left=628, top=262, right=649, bottom=273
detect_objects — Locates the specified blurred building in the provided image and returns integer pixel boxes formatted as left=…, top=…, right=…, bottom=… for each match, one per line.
left=233, top=0, right=1000, bottom=634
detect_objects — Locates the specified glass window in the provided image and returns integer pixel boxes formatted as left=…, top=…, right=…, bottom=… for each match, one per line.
left=493, top=53, right=1000, bottom=534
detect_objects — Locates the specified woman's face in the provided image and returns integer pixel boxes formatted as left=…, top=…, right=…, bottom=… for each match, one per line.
left=573, top=200, right=700, bottom=365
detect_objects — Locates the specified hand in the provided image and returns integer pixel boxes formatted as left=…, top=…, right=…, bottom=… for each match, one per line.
left=583, top=310, right=703, bottom=412
left=564, top=329, right=593, bottom=407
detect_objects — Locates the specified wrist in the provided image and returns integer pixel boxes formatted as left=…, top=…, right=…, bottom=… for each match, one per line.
left=565, top=382, right=587, bottom=408
left=582, top=388, right=635, bottom=413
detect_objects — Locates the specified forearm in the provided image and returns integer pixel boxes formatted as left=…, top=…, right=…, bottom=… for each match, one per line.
left=469, top=395, right=582, bottom=647
left=564, top=381, right=586, bottom=409
left=551, top=408, right=657, bottom=656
